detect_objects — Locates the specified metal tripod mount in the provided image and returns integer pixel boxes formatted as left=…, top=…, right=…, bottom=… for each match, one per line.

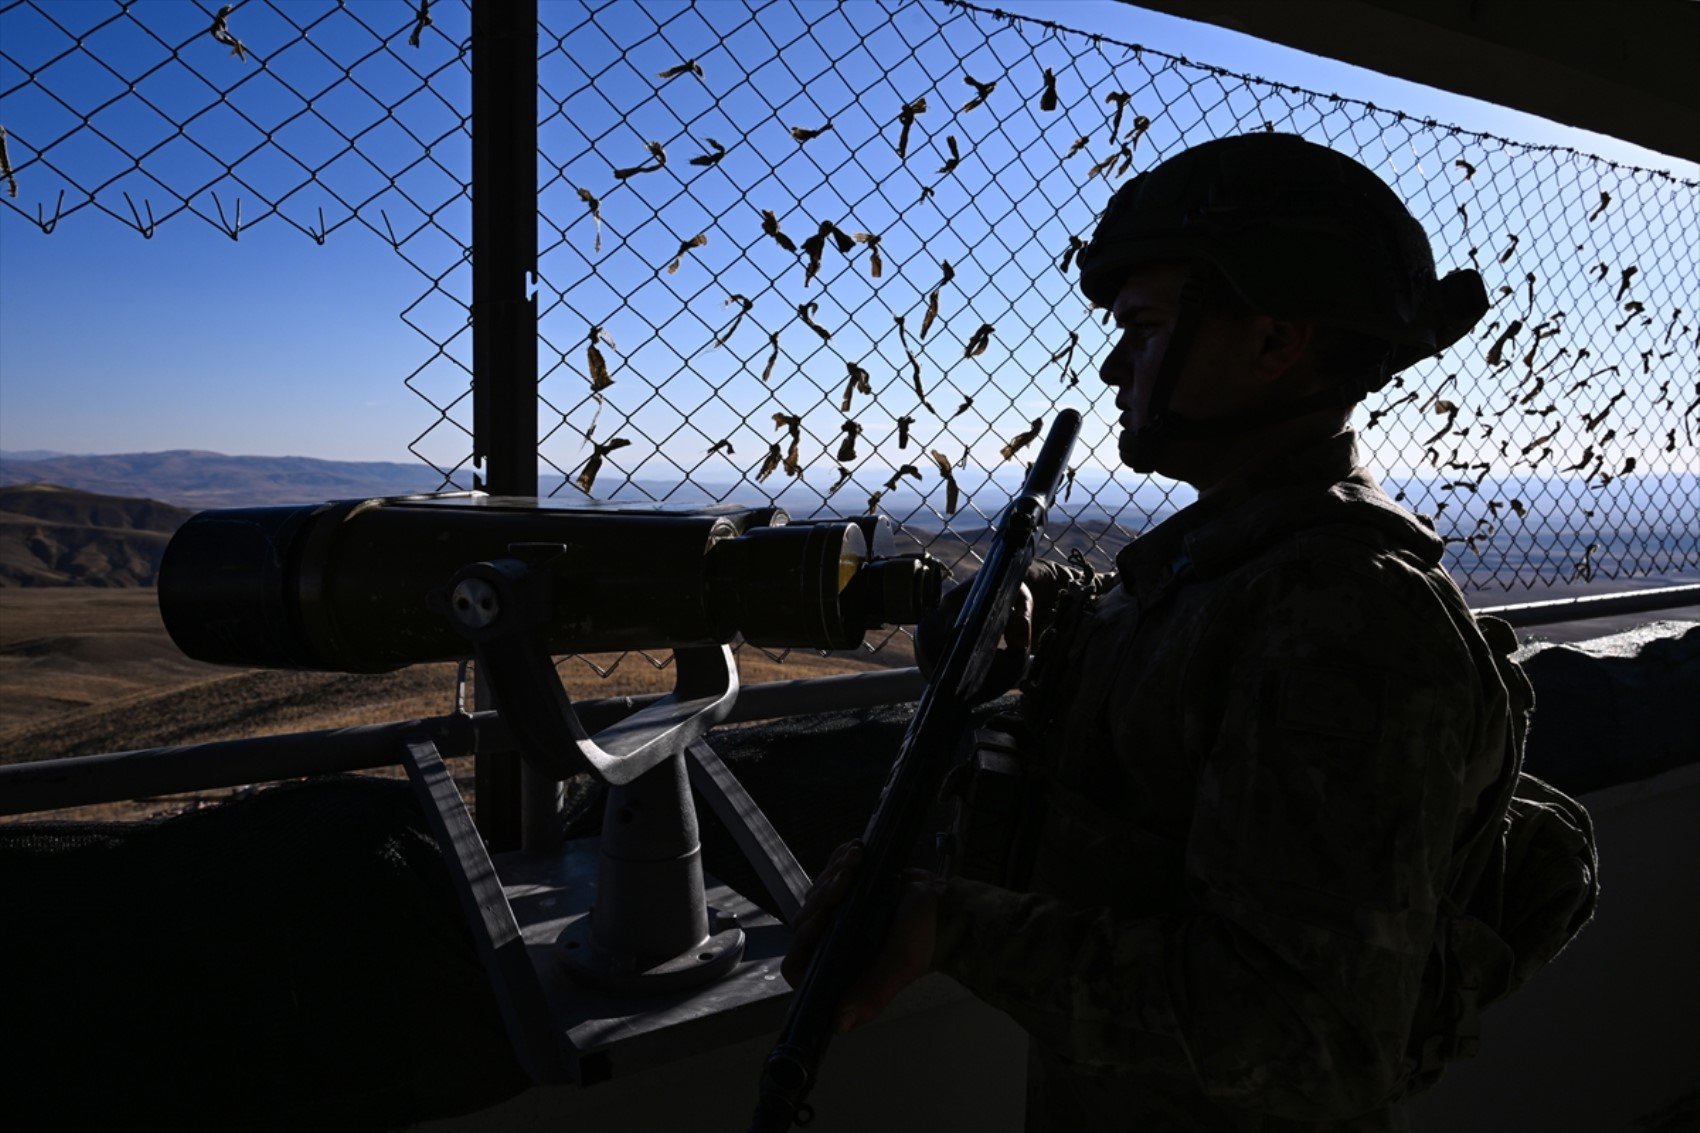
left=433, top=543, right=746, bottom=994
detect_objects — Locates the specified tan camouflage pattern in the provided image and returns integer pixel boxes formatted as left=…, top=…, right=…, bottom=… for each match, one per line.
left=933, top=430, right=1517, bottom=1131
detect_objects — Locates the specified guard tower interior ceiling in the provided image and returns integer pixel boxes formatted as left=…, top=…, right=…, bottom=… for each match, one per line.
left=1124, top=0, right=1699, bottom=163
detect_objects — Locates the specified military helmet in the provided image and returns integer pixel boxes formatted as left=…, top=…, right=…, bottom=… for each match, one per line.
left=1078, top=132, right=1487, bottom=389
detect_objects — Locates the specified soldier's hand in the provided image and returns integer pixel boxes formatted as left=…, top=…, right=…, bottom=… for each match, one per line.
left=914, top=581, right=1033, bottom=697
left=781, top=840, right=940, bottom=1034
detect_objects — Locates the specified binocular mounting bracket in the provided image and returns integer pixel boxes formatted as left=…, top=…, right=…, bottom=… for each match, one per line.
left=428, top=544, right=747, bottom=997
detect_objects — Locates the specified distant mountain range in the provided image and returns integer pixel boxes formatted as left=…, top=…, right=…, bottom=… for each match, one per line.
left=0, top=448, right=1185, bottom=521
left=0, top=476, right=1129, bottom=591
left=2, top=459, right=1690, bottom=601
left=0, top=450, right=445, bottom=509
left=0, top=483, right=194, bottom=586
left=3, top=450, right=1689, bottom=588
left=0, top=449, right=70, bottom=461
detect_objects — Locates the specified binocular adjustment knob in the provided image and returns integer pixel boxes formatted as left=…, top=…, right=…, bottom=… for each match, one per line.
left=450, top=577, right=501, bottom=629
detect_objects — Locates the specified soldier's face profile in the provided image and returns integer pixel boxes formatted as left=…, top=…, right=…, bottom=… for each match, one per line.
left=1099, top=263, right=1270, bottom=473
left=1094, top=265, right=1319, bottom=479
left=1101, top=263, right=1183, bottom=443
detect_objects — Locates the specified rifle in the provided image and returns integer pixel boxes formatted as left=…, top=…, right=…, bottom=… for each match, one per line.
left=749, top=409, right=1082, bottom=1132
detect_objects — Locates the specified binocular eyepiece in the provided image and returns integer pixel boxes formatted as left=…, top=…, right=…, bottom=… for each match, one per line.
left=158, top=493, right=946, bottom=673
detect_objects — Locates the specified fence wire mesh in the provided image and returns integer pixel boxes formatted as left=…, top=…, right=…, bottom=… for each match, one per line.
left=3, top=0, right=1695, bottom=677
left=0, top=0, right=476, bottom=483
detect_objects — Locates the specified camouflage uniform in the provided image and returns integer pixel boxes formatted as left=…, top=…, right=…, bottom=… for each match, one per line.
left=932, top=429, right=1518, bottom=1131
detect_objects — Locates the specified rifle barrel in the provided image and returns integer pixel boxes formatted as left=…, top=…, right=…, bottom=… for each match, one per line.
left=749, top=410, right=1081, bottom=1132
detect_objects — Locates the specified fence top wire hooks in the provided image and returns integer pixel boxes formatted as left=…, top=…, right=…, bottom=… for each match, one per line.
left=1, top=0, right=1694, bottom=681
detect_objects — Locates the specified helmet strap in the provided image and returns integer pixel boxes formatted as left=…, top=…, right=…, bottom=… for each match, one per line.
left=1124, top=272, right=1354, bottom=472
left=1124, top=274, right=1208, bottom=473
left=1150, top=386, right=1353, bottom=441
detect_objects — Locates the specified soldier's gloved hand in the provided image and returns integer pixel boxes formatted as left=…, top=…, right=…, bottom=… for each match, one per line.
left=781, top=839, right=940, bottom=1034
left=913, top=580, right=1033, bottom=701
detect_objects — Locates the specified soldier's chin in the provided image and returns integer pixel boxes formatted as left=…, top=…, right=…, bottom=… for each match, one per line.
left=1117, top=426, right=1141, bottom=467
left=1119, top=425, right=1163, bottom=475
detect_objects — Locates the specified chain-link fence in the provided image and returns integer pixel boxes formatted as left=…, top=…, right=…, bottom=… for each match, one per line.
left=0, top=0, right=475, bottom=482
left=4, top=0, right=1696, bottom=671
left=527, top=0, right=1698, bottom=604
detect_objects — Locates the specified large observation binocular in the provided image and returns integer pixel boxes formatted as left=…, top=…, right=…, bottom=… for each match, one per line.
left=159, top=493, right=946, bottom=672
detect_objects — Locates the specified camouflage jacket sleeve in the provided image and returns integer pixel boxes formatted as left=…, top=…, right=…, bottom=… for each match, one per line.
left=933, top=552, right=1493, bottom=1119
left=1024, top=557, right=1115, bottom=638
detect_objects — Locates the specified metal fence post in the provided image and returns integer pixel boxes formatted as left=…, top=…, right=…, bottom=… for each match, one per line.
left=471, top=0, right=539, bottom=852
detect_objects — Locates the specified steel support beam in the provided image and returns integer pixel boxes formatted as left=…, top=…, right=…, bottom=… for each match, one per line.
left=471, top=0, right=539, bottom=852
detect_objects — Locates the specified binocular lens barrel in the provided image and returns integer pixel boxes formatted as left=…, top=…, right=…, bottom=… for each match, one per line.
left=158, top=495, right=937, bottom=672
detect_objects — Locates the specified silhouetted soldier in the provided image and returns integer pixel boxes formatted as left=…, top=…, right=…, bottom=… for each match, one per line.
left=787, top=134, right=1577, bottom=1130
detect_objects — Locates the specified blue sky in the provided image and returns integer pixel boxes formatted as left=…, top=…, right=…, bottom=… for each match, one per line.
left=1, top=0, right=1693, bottom=522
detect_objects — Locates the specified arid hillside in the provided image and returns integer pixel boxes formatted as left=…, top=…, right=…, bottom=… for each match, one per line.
left=0, top=587, right=894, bottom=822
left=0, top=483, right=194, bottom=586
left=0, top=451, right=439, bottom=508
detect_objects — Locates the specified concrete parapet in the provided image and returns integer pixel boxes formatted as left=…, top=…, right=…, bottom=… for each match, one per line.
left=1517, top=620, right=1700, bottom=795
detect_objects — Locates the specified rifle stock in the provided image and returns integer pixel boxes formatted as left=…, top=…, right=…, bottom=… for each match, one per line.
left=749, top=409, right=1081, bottom=1131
